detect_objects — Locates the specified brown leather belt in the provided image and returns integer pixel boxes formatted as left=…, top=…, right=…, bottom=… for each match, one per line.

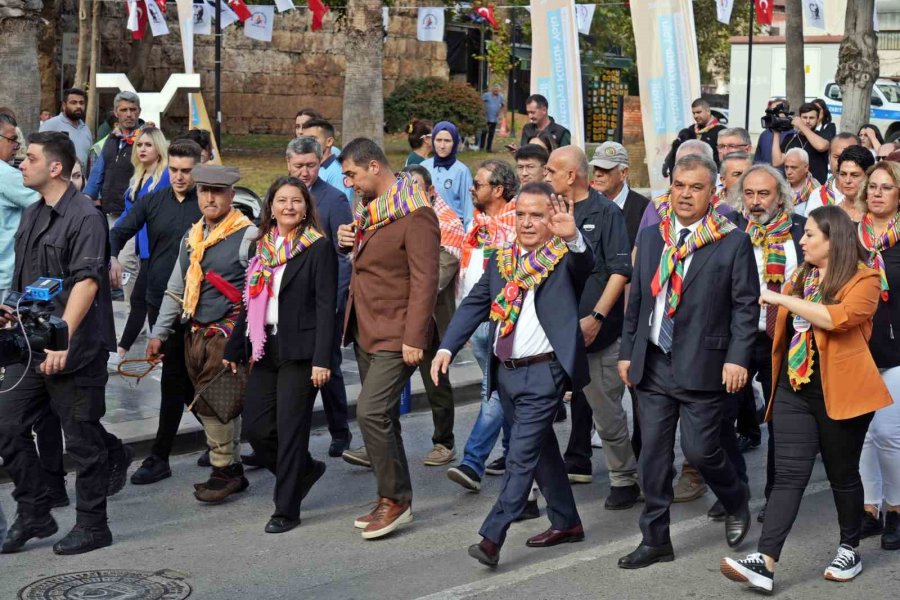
left=501, top=352, right=556, bottom=370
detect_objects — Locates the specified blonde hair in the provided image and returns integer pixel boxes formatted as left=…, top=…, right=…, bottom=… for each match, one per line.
left=857, top=160, right=900, bottom=214
left=128, top=127, right=169, bottom=198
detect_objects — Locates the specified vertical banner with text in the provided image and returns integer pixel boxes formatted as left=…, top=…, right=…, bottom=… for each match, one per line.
left=529, top=0, right=584, bottom=148
left=630, top=0, right=701, bottom=193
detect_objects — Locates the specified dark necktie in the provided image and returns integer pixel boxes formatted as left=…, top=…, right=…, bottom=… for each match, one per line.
left=657, top=228, right=691, bottom=353
left=495, top=290, right=527, bottom=361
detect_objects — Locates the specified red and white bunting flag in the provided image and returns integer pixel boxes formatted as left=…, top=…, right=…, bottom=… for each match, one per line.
left=126, top=0, right=148, bottom=40
left=308, top=0, right=329, bottom=31
left=474, top=5, right=499, bottom=30
left=146, top=0, right=171, bottom=36
left=754, top=0, right=773, bottom=25
left=227, top=0, right=252, bottom=22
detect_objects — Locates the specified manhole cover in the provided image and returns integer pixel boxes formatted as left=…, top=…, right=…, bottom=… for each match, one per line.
left=19, top=569, right=191, bottom=600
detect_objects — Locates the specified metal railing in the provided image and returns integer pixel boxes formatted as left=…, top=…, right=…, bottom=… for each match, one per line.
left=879, top=31, right=900, bottom=51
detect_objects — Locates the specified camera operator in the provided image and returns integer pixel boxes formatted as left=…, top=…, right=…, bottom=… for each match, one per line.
left=0, top=132, right=129, bottom=556
left=771, top=102, right=833, bottom=184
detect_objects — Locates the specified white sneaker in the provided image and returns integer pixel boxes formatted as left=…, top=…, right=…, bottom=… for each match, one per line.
left=824, top=544, right=862, bottom=582
left=720, top=553, right=774, bottom=594
left=591, top=429, right=603, bottom=448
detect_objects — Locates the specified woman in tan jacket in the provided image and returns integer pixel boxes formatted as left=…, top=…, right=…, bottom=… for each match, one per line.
left=720, top=205, right=893, bottom=593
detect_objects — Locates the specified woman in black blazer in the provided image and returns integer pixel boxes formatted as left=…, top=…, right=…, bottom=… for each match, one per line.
left=224, top=175, right=337, bottom=534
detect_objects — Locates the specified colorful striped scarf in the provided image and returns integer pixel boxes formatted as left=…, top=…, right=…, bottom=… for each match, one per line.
left=746, top=212, right=792, bottom=284
left=787, top=268, right=822, bottom=390
left=461, top=200, right=517, bottom=271
left=860, top=212, right=900, bottom=301
left=653, top=190, right=671, bottom=220
left=355, top=174, right=430, bottom=234
left=694, top=117, right=721, bottom=138
left=651, top=205, right=736, bottom=316
left=795, top=173, right=817, bottom=206
left=489, top=238, right=568, bottom=336
left=432, top=195, right=465, bottom=259
left=819, top=176, right=837, bottom=206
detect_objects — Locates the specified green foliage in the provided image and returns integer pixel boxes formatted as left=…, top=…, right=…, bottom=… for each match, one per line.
left=384, top=77, right=485, bottom=137
left=692, top=0, right=757, bottom=82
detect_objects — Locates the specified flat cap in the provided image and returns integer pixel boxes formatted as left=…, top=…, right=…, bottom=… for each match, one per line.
left=194, top=165, right=241, bottom=188
left=589, top=142, right=629, bottom=169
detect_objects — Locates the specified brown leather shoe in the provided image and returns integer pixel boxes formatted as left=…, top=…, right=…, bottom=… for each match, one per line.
left=354, top=502, right=379, bottom=529
left=194, top=464, right=249, bottom=503
left=468, top=537, right=500, bottom=567
left=526, top=523, right=585, bottom=547
left=361, top=497, right=412, bottom=539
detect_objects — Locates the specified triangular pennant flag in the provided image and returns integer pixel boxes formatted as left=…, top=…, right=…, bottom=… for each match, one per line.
left=192, top=0, right=212, bottom=34
left=474, top=5, right=498, bottom=30
left=244, top=5, right=275, bottom=42
left=274, top=0, right=294, bottom=12
left=146, top=0, right=171, bottom=36
left=156, top=0, right=168, bottom=13
left=716, top=0, right=734, bottom=25
left=308, top=0, right=328, bottom=31
left=575, top=4, right=595, bottom=35
left=227, top=0, right=252, bottom=22
left=803, top=0, right=825, bottom=30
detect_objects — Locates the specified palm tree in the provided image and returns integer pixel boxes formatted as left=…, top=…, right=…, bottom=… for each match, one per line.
left=0, top=0, right=43, bottom=134
left=341, top=0, right=384, bottom=146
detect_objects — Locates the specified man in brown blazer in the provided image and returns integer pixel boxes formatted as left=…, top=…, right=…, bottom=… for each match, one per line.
left=336, top=138, right=441, bottom=540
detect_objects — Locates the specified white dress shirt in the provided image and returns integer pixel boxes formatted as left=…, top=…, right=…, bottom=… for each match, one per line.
left=265, top=236, right=287, bottom=328
left=751, top=225, right=799, bottom=332
left=459, top=247, right=485, bottom=300
left=805, top=184, right=843, bottom=216
left=612, top=183, right=630, bottom=211
left=649, top=217, right=703, bottom=346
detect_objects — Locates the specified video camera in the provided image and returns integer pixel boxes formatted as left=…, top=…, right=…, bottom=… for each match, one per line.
left=0, top=278, right=68, bottom=368
left=762, top=104, right=794, bottom=133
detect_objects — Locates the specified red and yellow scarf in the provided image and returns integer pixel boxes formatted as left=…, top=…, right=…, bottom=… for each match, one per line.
left=651, top=205, right=736, bottom=316
left=819, top=176, right=838, bottom=206
left=432, top=195, right=465, bottom=259
left=489, top=238, right=568, bottom=336
left=795, top=174, right=817, bottom=206
left=355, top=174, right=431, bottom=234
left=860, top=212, right=900, bottom=300
left=461, top=200, right=517, bottom=271
left=746, top=212, right=792, bottom=284
left=695, top=117, right=721, bottom=138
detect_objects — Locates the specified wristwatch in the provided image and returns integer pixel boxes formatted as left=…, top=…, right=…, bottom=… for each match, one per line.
left=591, top=311, right=605, bottom=323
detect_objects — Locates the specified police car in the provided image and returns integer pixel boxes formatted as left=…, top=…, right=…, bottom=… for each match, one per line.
left=823, top=79, right=900, bottom=141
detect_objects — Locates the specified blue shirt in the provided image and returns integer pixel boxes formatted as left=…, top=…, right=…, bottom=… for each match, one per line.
left=422, top=158, right=474, bottom=228
left=482, top=92, right=505, bottom=123
left=320, top=154, right=353, bottom=203
left=116, top=168, right=171, bottom=260
left=40, top=113, right=94, bottom=164
left=0, top=161, right=40, bottom=291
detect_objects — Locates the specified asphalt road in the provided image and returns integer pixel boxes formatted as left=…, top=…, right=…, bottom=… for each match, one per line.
left=1, top=392, right=898, bottom=599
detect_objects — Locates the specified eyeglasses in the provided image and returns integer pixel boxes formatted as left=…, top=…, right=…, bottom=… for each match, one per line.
left=0, top=133, right=19, bottom=146
left=867, top=183, right=897, bottom=194
left=472, top=181, right=497, bottom=190
left=717, top=143, right=749, bottom=151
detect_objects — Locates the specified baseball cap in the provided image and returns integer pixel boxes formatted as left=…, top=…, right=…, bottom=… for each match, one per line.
left=589, top=142, right=629, bottom=169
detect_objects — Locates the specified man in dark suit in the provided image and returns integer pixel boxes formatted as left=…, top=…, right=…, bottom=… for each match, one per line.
left=432, top=182, right=594, bottom=568
left=727, top=164, right=805, bottom=523
left=589, top=142, right=649, bottom=249
left=617, top=154, right=760, bottom=569
left=286, top=136, right=354, bottom=457
left=662, top=98, right=726, bottom=176
left=336, top=138, right=440, bottom=541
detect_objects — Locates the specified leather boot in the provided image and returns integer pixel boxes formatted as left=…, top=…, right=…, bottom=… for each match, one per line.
left=883, top=510, right=900, bottom=551
left=1, top=513, right=58, bottom=553
left=194, top=463, right=249, bottom=503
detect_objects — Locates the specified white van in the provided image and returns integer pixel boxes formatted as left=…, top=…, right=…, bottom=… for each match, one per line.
left=823, top=79, right=900, bottom=140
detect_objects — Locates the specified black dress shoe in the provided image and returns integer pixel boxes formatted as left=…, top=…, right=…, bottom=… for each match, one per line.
left=241, top=451, right=262, bottom=469
left=300, top=460, right=327, bottom=500
left=1, top=513, right=58, bottom=553
left=514, top=499, right=540, bottom=522
left=130, top=455, right=172, bottom=485
left=328, top=435, right=352, bottom=458
left=618, top=542, right=675, bottom=569
left=707, top=499, right=727, bottom=521
left=736, top=435, right=761, bottom=453
left=197, top=449, right=212, bottom=467
left=861, top=511, right=885, bottom=539
left=265, top=516, right=301, bottom=534
left=526, top=523, right=585, bottom=547
left=725, top=503, right=751, bottom=548
left=107, top=445, right=134, bottom=497
left=53, top=524, right=113, bottom=555
left=605, top=484, right=641, bottom=510
left=468, top=538, right=500, bottom=567
left=484, top=456, right=506, bottom=476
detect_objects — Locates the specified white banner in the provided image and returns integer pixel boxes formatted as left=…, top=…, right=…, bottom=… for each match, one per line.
left=244, top=5, right=274, bottom=42
left=529, top=0, right=584, bottom=147
left=803, top=0, right=825, bottom=30
left=176, top=0, right=194, bottom=71
left=630, top=0, right=702, bottom=193
left=274, top=0, right=294, bottom=12
left=127, top=0, right=141, bottom=32
left=716, top=0, right=734, bottom=25
left=575, top=4, right=595, bottom=36
left=192, top=0, right=212, bottom=35
left=147, top=0, right=170, bottom=37
left=416, top=7, right=444, bottom=43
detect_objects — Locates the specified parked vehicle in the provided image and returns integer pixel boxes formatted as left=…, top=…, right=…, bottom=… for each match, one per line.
left=823, top=79, right=900, bottom=141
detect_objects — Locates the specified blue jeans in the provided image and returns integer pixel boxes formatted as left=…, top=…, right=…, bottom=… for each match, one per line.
left=460, top=322, right=510, bottom=477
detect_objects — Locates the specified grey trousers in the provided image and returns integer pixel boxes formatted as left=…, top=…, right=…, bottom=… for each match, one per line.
left=583, top=340, right=639, bottom=487
left=354, top=343, right=416, bottom=504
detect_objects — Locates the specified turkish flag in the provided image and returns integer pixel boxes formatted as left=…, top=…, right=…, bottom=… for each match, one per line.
left=475, top=6, right=499, bottom=30
left=308, top=0, right=329, bottom=32
left=754, top=0, right=773, bottom=25
left=227, top=0, right=252, bottom=22
left=126, top=0, right=149, bottom=40
left=156, top=0, right=167, bottom=13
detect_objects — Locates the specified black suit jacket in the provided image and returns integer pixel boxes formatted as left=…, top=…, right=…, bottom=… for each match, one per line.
left=727, top=212, right=806, bottom=257
left=224, top=237, right=337, bottom=368
left=621, top=189, right=651, bottom=249
left=440, top=239, right=594, bottom=394
left=620, top=225, right=760, bottom=392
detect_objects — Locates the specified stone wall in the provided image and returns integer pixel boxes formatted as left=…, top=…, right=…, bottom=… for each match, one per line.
left=99, top=6, right=448, bottom=137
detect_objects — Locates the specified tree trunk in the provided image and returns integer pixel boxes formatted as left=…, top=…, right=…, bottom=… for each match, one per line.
left=127, top=34, right=156, bottom=91
left=341, top=0, right=384, bottom=147
left=38, top=0, right=61, bottom=114
left=74, top=0, right=90, bottom=88
left=835, top=0, right=879, bottom=134
left=0, top=1, right=43, bottom=135
left=785, top=0, right=805, bottom=112
left=86, top=0, right=100, bottom=133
